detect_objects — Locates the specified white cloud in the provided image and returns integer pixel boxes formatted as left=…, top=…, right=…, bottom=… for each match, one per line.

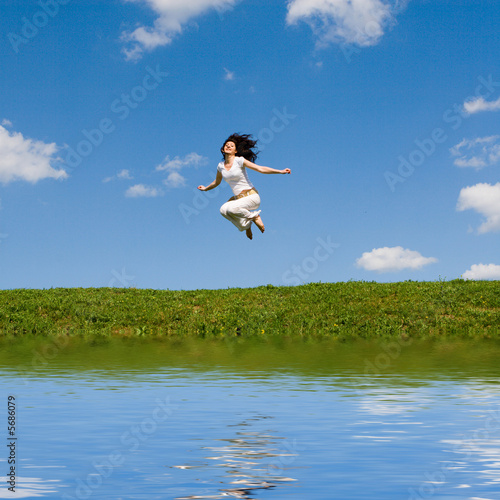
left=462, top=263, right=500, bottom=281
left=457, top=183, right=500, bottom=234
left=224, top=67, right=235, bottom=81
left=156, top=152, right=207, bottom=188
left=286, top=0, right=408, bottom=48
left=121, top=0, right=237, bottom=60
left=0, top=124, right=67, bottom=184
left=103, top=169, right=134, bottom=183
left=118, top=169, right=133, bottom=179
left=123, top=153, right=206, bottom=195
left=463, top=96, right=500, bottom=115
left=163, top=171, right=186, bottom=188
left=356, top=246, right=438, bottom=273
left=450, top=136, right=500, bottom=169
left=156, top=152, right=207, bottom=172
left=125, top=184, right=162, bottom=197
left=1, top=119, right=12, bottom=127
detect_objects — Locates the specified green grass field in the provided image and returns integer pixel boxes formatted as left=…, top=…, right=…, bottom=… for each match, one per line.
left=0, top=280, right=499, bottom=339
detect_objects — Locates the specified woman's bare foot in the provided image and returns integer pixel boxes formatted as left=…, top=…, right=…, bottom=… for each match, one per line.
left=253, top=215, right=265, bottom=233
left=246, top=226, right=253, bottom=240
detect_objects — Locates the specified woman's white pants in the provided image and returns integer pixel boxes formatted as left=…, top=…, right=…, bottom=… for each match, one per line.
left=219, top=193, right=261, bottom=232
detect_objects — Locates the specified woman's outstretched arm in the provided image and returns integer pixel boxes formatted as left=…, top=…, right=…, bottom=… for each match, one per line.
left=243, top=158, right=291, bottom=175
left=198, top=170, right=222, bottom=191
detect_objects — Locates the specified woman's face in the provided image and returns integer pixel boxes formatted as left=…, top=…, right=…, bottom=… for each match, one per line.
left=223, top=141, right=237, bottom=155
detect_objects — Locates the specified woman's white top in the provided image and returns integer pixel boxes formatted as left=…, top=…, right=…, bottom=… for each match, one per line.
left=217, top=156, right=255, bottom=196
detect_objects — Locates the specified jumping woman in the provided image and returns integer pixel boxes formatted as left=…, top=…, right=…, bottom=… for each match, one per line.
left=197, top=133, right=291, bottom=240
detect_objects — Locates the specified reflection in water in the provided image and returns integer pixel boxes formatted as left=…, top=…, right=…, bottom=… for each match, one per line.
left=173, top=416, right=298, bottom=499
left=442, top=436, right=500, bottom=489
left=0, top=475, right=62, bottom=499
left=358, top=388, right=431, bottom=416
left=2, top=339, right=500, bottom=499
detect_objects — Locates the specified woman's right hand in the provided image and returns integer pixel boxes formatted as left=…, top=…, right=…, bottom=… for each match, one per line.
left=197, top=185, right=206, bottom=191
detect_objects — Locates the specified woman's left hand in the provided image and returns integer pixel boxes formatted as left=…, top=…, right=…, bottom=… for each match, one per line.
left=282, top=168, right=291, bottom=174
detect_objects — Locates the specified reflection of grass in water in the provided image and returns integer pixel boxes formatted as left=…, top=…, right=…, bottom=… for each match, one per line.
left=0, top=280, right=499, bottom=338
left=2, top=336, right=500, bottom=382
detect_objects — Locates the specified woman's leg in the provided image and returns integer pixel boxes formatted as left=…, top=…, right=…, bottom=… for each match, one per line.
left=219, top=194, right=261, bottom=232
left=253, top=215, right=265, bottom=233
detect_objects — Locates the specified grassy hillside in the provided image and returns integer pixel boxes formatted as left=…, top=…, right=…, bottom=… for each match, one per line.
left=0, top=281, right=499, bottom=339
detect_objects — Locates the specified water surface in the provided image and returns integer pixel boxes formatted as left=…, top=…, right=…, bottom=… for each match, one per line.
left=1, top=338, right=500, bottom=499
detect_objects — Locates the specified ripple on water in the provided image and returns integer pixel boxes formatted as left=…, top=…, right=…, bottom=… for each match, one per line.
left=172, top=416, right=299, bottom=499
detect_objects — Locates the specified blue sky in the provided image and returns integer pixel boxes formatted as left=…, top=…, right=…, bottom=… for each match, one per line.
left=1, top=0, right=499, bottom=291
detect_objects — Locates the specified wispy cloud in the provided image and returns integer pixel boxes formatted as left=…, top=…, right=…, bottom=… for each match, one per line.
left=286, top=0, right=408, bottom=48
left=356, top=246, right=437, bottom=273
left=457, top=182, right=500, bottom=234
left=123, top=153, right=207, bottom=196
left=156, top=152, right=208, bottom=188
left=163, top=171, right=186, bottom=188
left=463, top=263, right=500, bottom=280
left=121, top=0, right=237, bottom=61
left=450, top=136, right=500, bottom=169
left=0, top=123, right=67, bottom=184
left=118, top=169, right=133, bottom=179
left=224, top=67, right=235, bottom=81
left=125, top=184, right=162, bottom=197
left=463, top=96, right=500, bottom=115
left=103, top=169, right=133, bottom=183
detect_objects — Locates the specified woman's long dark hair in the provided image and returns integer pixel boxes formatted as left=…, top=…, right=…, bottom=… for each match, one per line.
left=221, top=133, right=259, bottom=162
